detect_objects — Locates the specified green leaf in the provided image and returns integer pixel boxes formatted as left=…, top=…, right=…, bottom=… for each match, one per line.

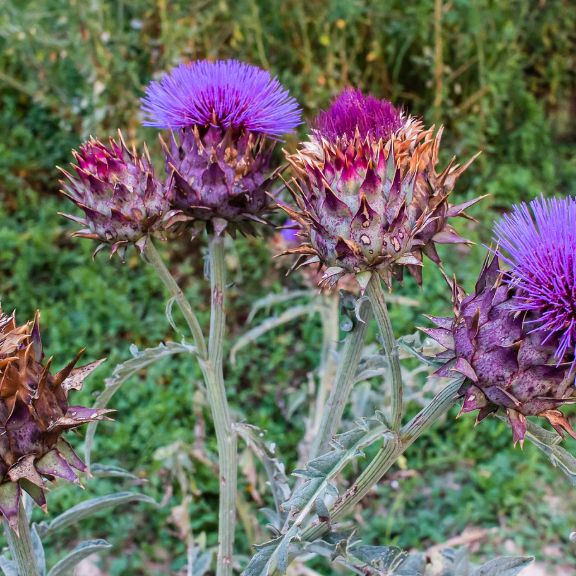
left=470, top=556, right=533, bottom=576
left=31, top=524, right=46, bottom=576
left=85, top=341, right=196, bottom=468
left=0, top=556, right=17, bottom=576
left=89, top=463, right=140, bottom=480
left=39, top=492, right=156, bottom=536
left=47, top=540, right=112, bottom=576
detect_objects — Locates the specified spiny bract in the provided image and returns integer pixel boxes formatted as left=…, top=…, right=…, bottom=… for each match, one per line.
left=0, top=309, right=112, bottom=531
left=60, top=132, right=169, bottom=259
left=282, top=88, right=481, bottom=290
left=422, top=255, right=576, bottom=445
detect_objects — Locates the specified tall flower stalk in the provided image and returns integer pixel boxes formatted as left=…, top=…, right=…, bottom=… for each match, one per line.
left=61, top=59, right=301, bottom=575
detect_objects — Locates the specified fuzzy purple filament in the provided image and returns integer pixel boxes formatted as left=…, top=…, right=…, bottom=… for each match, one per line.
left=141, top=59, right=302, bottom=139
left=314, top=88, right=402, bottom=142
left=494, top=195, right=576, bottom=370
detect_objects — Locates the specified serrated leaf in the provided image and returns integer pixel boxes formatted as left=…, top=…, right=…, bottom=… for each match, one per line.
left=470, top=556, right=533, bottom=576
left=47, top=540, right=112, bottom=576
left=244, top=419, right=391, bottom=575
left=40, top=492, right=156, bottom=536
left=0, top=556, right=17, bottom=576
left=236, top=424, right=290, bottom=530
left=85, top=341, right=195, bottom=469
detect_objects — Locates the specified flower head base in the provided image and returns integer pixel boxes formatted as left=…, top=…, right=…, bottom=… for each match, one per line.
left=422, top=255, right=576, bottom=445
left=60, top=133, right=169, bottom=259
left=142, top=60, right=302, bottom=236
left=494, top=196, right=576, bottom=372
left=283, top=88, right=481, bottom=290
left=141, top=60, right=301, bottom=138
left=0, top=309, right=112, bottom=531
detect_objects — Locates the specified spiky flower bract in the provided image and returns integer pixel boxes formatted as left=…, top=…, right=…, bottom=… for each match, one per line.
left=283, top=88, right=481, bottom=290
left=141, top=60, right=302, bottom=235
left=422, top=255, right=576, bottom=445
left=494, top=195, right=576, bottom=372
left=60, top=132, right=169, bottom=259
left=0, top=309, right=112, bottom=531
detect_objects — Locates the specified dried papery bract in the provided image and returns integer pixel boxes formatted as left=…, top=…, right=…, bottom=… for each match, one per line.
left=59, top=133, right=170, bottom=259
left=0, top=309, right=112, bottom=531
left=141, top=59, right=302, bottom=236
left=283, top=88, right=481, bottom=290
left=422, top=254, right=576, bottom=445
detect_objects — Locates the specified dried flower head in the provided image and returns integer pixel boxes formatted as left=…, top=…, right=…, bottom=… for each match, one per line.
left=494, top=195, right=576, bottom=372
left=283, top=88, right=481, bottom=290
left=0, top=309, right=112, bottom=531
left=60, top=133, right=169, bottom=259
left=422, top=255, right=576, bottom=445
left=141, top=60, right=302, bottom=236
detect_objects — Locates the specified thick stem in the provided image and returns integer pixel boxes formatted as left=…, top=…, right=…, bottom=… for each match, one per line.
left=366, top=275, right=403, bottom=430
left=143, top=238, right=208, bottom=359
left=302, top=378, right=462, bottom=543
left=207, top=234, right=237, bottom=576
left=310, top=300, right=372, bottom=458
left=3, top=502, right=40, bottom=576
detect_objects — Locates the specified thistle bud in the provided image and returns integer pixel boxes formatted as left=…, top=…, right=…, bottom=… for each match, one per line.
left=422, top=254, right=576, bottom=445
left=141, top=59, right=302, bottom=236
left=283, top=88, right=481, bottom=290
left=60, top=133, right=169, bottom=259
left=0, top=309, right=112, bottom=531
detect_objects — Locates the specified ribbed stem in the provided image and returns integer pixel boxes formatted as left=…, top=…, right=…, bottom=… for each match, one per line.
left=143, top=235, right=237, bottom=574
left=3, top=502, right=40, bottom=576
left=143, top=238, right=208, bottom=359
left=207, top=234, right=237, bottom=576
left=366, top=274, right=403, bottom=430
left=310, top=300, right=372, bottom=458
left=302, top=378, right=462, bottom=543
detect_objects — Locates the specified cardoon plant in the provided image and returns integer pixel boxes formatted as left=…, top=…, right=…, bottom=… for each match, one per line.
left=55, top=60, right=576, bottom=575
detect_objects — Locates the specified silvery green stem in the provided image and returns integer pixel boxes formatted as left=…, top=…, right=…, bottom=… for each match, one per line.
left=207, top=234, right=237, bottom=576
left=143, top=236, right=236, bottom=574
left=365, top=274, right=403, bottom=430
left=143, top=238, right=208, bottom=359
left=3, top=502, right=40, bottom=576
left=302, top=378, right=462, bottom=543
left=310, top=300, right=372, bottom=458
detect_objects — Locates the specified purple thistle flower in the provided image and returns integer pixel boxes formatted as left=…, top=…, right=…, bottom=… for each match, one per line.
left=314, top=88, right=402, bottom=142
left=141, top=60, right=302, bottom=139
left=494, top=195, right=576, bottom=370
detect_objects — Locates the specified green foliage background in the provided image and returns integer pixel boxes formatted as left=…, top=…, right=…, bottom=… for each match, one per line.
left=0, top=0, right=575, bottom=574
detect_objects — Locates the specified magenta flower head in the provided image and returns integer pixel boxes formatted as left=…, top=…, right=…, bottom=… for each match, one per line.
left=141, top=59, right=302, bottom=236
left=283, top=88, right=481, bottom=290
left=60, top=133, right=170, bottom=259
left=495, top=196, right=576, bottom=372
left=422, top=254, right=576, bottom=446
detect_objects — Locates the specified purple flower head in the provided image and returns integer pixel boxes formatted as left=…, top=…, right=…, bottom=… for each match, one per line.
left=141, top=59, right=302, bottom=139
left=494, top=195, right=576, bottom=371
left=279, top=218, right=300, bottom=245
left=314, top=88, right=402, bottom=142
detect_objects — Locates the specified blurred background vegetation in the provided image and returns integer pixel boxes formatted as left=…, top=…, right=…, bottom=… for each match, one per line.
left=0, top=0, right=575, bottom=574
